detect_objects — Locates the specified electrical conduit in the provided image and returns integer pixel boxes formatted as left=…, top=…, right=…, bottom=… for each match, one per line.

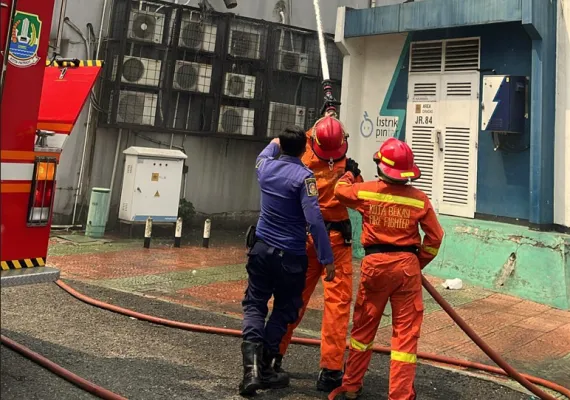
left=54, top=280, right=570, bottom=400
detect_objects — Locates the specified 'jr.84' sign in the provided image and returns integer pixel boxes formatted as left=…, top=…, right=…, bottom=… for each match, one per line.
left=8, top=11, right=42, bottom=68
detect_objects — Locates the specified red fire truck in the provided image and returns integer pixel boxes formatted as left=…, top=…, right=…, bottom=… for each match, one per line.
left=1, top=0, right=103, bottom=287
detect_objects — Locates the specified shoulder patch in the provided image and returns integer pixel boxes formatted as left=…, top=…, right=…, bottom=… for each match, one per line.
left=305, top=178, right=318, bottom=197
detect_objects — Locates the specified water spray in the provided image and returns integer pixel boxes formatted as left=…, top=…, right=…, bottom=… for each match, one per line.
left=312, top=0, right=341, bottom=117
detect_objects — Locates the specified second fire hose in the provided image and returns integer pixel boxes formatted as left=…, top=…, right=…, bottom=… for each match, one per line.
left=55, top=280, right=569, bottom=400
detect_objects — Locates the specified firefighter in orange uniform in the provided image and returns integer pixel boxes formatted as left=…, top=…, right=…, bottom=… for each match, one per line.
left=329, top=137, right=444, bottom=400
left=274, top=115, right=362, bottom=392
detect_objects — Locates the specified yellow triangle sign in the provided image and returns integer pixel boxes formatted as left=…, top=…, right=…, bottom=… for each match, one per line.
left=154, top=191, right=160, bottom=197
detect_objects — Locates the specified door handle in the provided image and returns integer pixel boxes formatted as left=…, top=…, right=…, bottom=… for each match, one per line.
left=436, top=130, right=443, bottom=152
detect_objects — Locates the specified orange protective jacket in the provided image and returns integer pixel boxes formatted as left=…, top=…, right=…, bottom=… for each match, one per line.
left=334, top=172, right=444, bottom=267
left=302, top=132, right=349, bottom=222
left=277, top=132, right=360, bottom=370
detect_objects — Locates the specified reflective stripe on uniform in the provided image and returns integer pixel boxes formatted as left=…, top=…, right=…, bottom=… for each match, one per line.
left=357, top=191, right=425, bottom=209
left=350, top=337, right=373, bottom=352
left=422, top=245, right=439, bottom=256
left=391, top=350, right=417, bottom=364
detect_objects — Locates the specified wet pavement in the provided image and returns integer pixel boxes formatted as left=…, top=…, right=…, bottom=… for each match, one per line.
left=43, top=230, right=570, bottom=395
left=1, top=282, right=545, bottom=400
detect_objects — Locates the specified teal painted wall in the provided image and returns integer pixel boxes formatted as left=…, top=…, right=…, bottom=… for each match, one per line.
left=350, top=209, right=570, bottom=310
left=377, top=23, right=532, bottom=220
left=413, top=23, right=532, bottom=220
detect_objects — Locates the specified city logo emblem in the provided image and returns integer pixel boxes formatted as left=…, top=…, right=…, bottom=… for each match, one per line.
left=8, top=11, right=42, bottom=68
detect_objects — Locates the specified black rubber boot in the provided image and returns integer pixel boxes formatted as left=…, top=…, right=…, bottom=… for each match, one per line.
left=316, top=368, right=344, bottom=392
left=238, top=341, right=263, bottom=396
left=260, top=348, right=290, bottom=389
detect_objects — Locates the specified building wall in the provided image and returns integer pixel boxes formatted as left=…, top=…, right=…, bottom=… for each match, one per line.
left=555, top=0, right=570, bottom=228
left=49, top=0, right=369, bottom=226
left=338, top=22, right=533, bottom=221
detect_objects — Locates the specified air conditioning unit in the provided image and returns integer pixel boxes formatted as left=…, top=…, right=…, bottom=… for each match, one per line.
left=173, top=61, right=212, bottom=93
left=267, top=102, right=306, bottom=138
left=112, top=56, right=161, bottom=87
left=218, top=106, right=255, bottom=136
left=277, top=51, right=309, bottom=74
left=179, top=11, right=217, bottom=52
left=114, top=91, right=158, bottom=126
left=228, top=25, right=262, bottom=59
left=223, top=73, right=256, bottom=99
left=128, top=9, right=164, bottom=44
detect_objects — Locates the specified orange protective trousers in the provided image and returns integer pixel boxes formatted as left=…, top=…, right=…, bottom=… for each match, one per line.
left=343, top=252, right=424, bottom=400
left=279, top=230, right=353, bottom=370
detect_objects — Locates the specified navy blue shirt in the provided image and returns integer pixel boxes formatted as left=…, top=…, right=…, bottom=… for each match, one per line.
left=255, top=142, right=334, bottom=265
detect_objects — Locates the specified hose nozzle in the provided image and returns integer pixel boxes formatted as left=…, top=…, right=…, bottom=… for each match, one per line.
left=320, top=79, right=341, bottom=117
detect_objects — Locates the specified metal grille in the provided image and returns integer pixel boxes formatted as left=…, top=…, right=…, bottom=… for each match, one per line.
left=410, top=41, right=443, bottom=73
left=444, top=39, right=480, bottom=71
left=410, top=38, right=480, bottom=73
left=413, top=82, right=437, bottom=97
left=102, top=0, right=344, bottom=139
left=442, top=127, right=471, bottom=205
left=410, top=126, right=434, bottom=198
left=447, top=81, right=472, bottom=96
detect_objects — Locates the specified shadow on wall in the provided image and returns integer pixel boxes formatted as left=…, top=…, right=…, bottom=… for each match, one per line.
left=65, top=128, right=267, bottom=229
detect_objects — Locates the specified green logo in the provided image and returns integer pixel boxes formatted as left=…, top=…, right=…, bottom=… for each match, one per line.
left=8, top=11, right=42, bottom=68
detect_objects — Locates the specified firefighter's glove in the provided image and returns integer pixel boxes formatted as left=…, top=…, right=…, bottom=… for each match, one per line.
left=324, top=263, right=336, bottom=282
left=345, top=158, right=361, bottom=178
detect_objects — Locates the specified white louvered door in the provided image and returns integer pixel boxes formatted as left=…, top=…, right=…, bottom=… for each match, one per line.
left=406, top=75, right=441, bottom=206
left=439, top=73, right=479, bottom=218
left=406, top=38, right=480, bottom=218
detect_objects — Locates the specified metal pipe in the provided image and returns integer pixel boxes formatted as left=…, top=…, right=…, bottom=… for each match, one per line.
left=223, top=0, right=238, bottom=9
left=54, top=0, right=68, bottom=56
left=71, top=0, right=109, bottom=226
left=202, top=219, right=211, bottom=248
left=109, top=128, right=123, bottom=196
left=174, top=217, right=182, bottom=248
left=144, top=217, right=153, bottom=248
left=63, top=18, right=88, bottom=59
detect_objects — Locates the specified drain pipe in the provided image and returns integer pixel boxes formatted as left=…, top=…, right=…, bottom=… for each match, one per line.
left=109, top=129, right=123, bottom=199
left=71, top=0, right=109, bottom=227
left=54, top=0, right=68, bottom=56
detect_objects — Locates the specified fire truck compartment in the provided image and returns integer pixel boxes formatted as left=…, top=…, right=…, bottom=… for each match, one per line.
left=1, top=267, right=60, bottom=288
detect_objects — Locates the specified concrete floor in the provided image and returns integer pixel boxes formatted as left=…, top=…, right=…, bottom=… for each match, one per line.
left=1, top=281, right=539, bottom=400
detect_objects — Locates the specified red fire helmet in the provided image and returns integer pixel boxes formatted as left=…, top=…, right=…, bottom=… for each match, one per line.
left=310, top=116, right=348, bottom=161
left=373, top=138, right=421, bottom=181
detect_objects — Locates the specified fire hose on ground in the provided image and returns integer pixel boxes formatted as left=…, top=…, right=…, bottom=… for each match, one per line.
left=28, top=279, right=566, bottom=400
left=2, top=279, right=569, bottom=400
left=0, top=334, right=127, bottom=400
left=1, top=2, right=568, bottom=399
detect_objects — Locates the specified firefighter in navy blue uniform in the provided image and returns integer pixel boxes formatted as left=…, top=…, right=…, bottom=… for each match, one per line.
left=240, top=126, right=335, bottom=397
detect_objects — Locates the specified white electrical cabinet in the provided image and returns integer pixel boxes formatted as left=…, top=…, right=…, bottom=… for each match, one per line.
left=119, top=146, right=187, bottom=223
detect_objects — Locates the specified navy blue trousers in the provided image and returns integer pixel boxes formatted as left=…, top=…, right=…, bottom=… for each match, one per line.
left=242, top=241, right=308, bottom=354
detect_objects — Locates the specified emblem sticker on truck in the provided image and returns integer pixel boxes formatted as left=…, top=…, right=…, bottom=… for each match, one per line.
left=8, top=11, right=42, bottom=68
